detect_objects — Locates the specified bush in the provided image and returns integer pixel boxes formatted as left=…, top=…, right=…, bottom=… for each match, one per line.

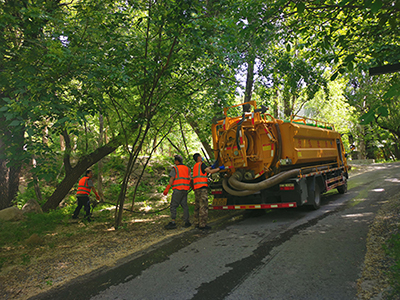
left=15, top=182, right=57, bottom=208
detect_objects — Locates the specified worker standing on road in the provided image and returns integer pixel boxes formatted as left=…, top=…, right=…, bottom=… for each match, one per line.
left=192, top=153, right=225, bottom=230
left=72, top=170, right=100, bottom=222
left=163, top=155, right=192, bottom=229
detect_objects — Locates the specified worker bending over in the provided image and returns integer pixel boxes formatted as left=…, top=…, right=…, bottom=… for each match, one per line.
left=72, top=170, right=100, bottom=222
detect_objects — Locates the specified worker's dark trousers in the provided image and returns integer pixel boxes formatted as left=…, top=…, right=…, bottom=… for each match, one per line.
left=73, top=195, right=91, bottom=218
left=170, top=189, right=189, bottom=223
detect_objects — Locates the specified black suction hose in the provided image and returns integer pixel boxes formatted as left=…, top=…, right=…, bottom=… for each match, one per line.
left=236, top=113, right=246, bottom=150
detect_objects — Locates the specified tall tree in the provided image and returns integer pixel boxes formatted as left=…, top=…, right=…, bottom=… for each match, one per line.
left=0, top=0, right=65, bottom=208
left=343, top=72, right=400, bottom=160
left=40, top=0, right=244, bottom=212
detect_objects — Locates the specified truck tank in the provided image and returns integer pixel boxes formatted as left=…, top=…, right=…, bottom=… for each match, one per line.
left=211, top=101, right=348, bottom=197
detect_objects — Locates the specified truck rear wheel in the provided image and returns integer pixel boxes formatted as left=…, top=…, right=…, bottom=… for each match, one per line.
left=311, top=184, right=321, bottom=210
left=337, top=178, right=348, bottom=194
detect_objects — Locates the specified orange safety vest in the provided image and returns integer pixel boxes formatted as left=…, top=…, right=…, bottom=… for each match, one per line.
left=172, top=164, right=191, bottom=191
left=76, top=176, right=92, bottom=196
left=193, top=162, right=208, bottom=190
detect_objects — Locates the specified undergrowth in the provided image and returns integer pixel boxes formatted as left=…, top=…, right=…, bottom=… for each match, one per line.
left=385, top=233, right=400, bottom=298
left=0, top=208, right=73, bottom=248
left=0, top=191, right=224, bottom=273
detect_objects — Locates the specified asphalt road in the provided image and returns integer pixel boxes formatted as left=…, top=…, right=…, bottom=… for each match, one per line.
left=31, top=162, right=400, bottom=300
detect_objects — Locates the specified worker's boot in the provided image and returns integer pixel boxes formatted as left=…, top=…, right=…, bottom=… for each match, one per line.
left=165, top=222, right=177, bottom=229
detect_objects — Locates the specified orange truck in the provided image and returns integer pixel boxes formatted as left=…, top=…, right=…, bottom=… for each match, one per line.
left=209, top=101, right=348, bottom=210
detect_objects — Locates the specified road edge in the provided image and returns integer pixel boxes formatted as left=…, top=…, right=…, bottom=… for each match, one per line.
left=356, top=191, right=400, bottom=299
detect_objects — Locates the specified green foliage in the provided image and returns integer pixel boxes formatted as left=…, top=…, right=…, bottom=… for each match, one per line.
left=157, top=173, right=170, bottom=186
left=15, top=188, right=37, bottom=208
left=285, top=1, right=400, bottom=72
left=102, top=156, right=128, bottom=175
left=303, top=79, right=354, bottom=147
left=105, top=183, right=122, bottom=201
left=343, top=72, right=400, bottom=160
left=15, top=184, right=58, bottom=207
left=260, top=48, right=329, bottom=118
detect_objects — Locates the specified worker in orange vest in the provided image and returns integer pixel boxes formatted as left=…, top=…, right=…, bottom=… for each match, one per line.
left=72, top=170, right=100, bottom=221
left=192, top=153, right=225, bottom=230
left=163, top=155, right=192, bottom=229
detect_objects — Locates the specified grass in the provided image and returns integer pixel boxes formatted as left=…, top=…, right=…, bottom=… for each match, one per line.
left=0, top=192, right=232, bottom=274
left=385, top=233, right=400, bottom=297
left=0, top=155, right=236, bottom=297
left=0, top=208, right=72, bottom=248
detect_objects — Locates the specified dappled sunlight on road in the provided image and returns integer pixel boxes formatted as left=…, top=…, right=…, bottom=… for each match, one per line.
left=341, top=212, right=374, bottom=218
left=370, top=188, right=385, bottom=192
left=385, top=178, right=400, bottom=183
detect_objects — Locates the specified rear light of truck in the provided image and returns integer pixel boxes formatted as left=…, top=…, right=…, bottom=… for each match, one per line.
left=279, top=183, right=295, bottom=190
left=211, top=189, right=223, bottom=195
left=209, top=202, right=297, bottom=210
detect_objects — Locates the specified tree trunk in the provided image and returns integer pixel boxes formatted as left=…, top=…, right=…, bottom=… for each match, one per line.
left=130, top=123, right=172, bottom=212
left=84, top=120, right=89, bottom=153
left=244, top=57, right=255, bottom=103
left=0, top=159, right=22, bottom=210
left=98, top=114, right=104, bottom=200
left=0, top=135, right=9, bottom=209
left=179, top=118, right=190, bottom=157
left=0, top=123, right=24, bottom=209
left=167, top=138, right=186, bottom=159
left=8, top=164, right=21, bottom=205
left=32, top=156, right=43, bottom=202
left=115, top=151, right=135, bottom=228
left=393, top=141, right=400, bottom=160
left=152, top=137, right=157, bottom=154
left=358, top=125, right=366, bottom=159
left=273, top=90, right=279, bottom=118
left=0, top=160, right=9, bottom=210
left=348, top=134, right=358, bottom=160
left=186, top=118, right=214, bottom=159
left=115, top=122, right=150, bottom=228
left=283, top=95, right=295, bottom=119
left=41, top=139, right=121, bottom=212
left=33, top=175, right=43, bottom=203
left=283, top=97, right=290, bottom=119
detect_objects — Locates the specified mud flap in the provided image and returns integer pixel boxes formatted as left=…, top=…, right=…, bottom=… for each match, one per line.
left=307, top=176, right=321, bottom=209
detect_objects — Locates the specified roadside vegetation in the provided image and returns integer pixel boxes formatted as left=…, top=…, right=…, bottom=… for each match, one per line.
left=386, top=233, right=400, bottom=297
left=357, top=189, right=400, bottom=299
left=0, top=154, right=235, bottom=273
left=0, top=155, right=184, bottom=267
left=0, top=154, right=241, bottom=299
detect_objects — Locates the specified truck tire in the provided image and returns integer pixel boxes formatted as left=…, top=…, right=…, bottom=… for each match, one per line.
left=311, top=184, right=321, bottom=210
left=337, top=178, right=348, bottom=194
